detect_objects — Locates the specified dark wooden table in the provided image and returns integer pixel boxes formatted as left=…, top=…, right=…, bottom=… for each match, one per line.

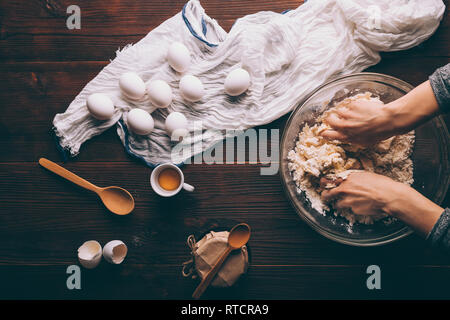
left=1, top=0, right=449, bottom=300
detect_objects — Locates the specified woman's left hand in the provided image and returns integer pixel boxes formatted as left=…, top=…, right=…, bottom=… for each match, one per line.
left=321, top=171, right=444, bottom=236
left=320, top=171, right=400, bottom=216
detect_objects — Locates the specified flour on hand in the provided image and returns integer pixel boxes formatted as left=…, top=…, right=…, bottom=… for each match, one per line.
left=287, top=93, right=414, bottom=225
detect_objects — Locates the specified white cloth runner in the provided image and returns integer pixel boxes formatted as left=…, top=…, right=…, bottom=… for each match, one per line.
left=53, top=0, right=445, bottom=166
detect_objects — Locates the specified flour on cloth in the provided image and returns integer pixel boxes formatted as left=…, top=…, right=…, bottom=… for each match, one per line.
left=287, top=93, right=415, bottom=225
left=52, top=0, right=444, bottom=166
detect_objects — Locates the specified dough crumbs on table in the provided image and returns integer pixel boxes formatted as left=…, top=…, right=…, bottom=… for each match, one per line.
left=287, top=92, right=415, bottom=225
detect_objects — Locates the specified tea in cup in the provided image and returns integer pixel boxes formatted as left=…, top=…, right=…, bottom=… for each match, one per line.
left=150, top=163, right=194, bottom=197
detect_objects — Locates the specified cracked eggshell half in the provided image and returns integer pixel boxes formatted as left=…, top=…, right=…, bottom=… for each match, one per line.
left=147, top=80, right=173, bottom=108
left=78, top=240, right=102, bottom=269
left=103, top=240, right=128, bottom=264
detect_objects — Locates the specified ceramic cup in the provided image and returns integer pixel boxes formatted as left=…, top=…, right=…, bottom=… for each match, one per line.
left=150, top=163, right=195, bottom=197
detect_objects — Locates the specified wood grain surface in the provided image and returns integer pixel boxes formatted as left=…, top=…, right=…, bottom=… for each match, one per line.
left=0, top=0, right=449, bottom=299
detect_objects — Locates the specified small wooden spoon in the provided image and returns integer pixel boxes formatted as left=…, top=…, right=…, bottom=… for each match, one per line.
left=192, top=223, right=251, bottom=299
left=39, top=158, right=134, bottom=215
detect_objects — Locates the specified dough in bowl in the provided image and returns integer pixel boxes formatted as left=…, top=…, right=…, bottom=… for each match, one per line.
left=287, top=92, right=415, bottom=225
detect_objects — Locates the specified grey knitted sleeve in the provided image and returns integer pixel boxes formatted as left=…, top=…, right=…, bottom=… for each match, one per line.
left=429, top=63, right=450, bottom=113
left=427, top=207, right=450, bottom=252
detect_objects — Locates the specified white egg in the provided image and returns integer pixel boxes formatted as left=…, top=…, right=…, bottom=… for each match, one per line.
left=165, top=112, right=188, bottom=140
left=127, top=108, right=154, bottom=135
left=224, top=68, right=251, bottom=96
left=86, top=93, right=115, bottom=120
left=179, top=75, right=204, bottom=102
left=119, top=72, right=146, bottom=100
left=147, top=80, right=172, bottom=108
left=167, top=42, right=191, bottom=73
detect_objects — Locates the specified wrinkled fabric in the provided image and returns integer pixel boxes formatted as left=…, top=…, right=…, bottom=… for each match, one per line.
left=53, top=0, right=445, bottom=166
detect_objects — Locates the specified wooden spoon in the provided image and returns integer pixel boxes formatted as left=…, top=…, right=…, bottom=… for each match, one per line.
left=192, top=223, right=251, bottom=299
left=39, top=158, right=134, bottom=215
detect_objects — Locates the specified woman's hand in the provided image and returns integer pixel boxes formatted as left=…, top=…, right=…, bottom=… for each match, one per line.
left=321, top=99, right=398, bottom=146
left=321, top=81, right=440, bottom=147
left=321, top=171, right=443, bottom=236
left=321, top=172, right=404, bottom=216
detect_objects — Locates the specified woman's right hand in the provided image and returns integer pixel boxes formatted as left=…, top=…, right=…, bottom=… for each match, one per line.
left=321, top=80, right=440, bottom=147
left=321, top=98, right=399, bottom=147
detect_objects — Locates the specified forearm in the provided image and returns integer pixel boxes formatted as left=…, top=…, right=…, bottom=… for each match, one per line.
left=384, top=80, right=440, bottom=135
left=383, top=182, right=443, bottom=237
left=383, top=63, right=450, bottom=135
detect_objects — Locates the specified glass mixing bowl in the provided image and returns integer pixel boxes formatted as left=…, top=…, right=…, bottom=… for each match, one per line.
left=280, top=73, right=450, bottom=246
